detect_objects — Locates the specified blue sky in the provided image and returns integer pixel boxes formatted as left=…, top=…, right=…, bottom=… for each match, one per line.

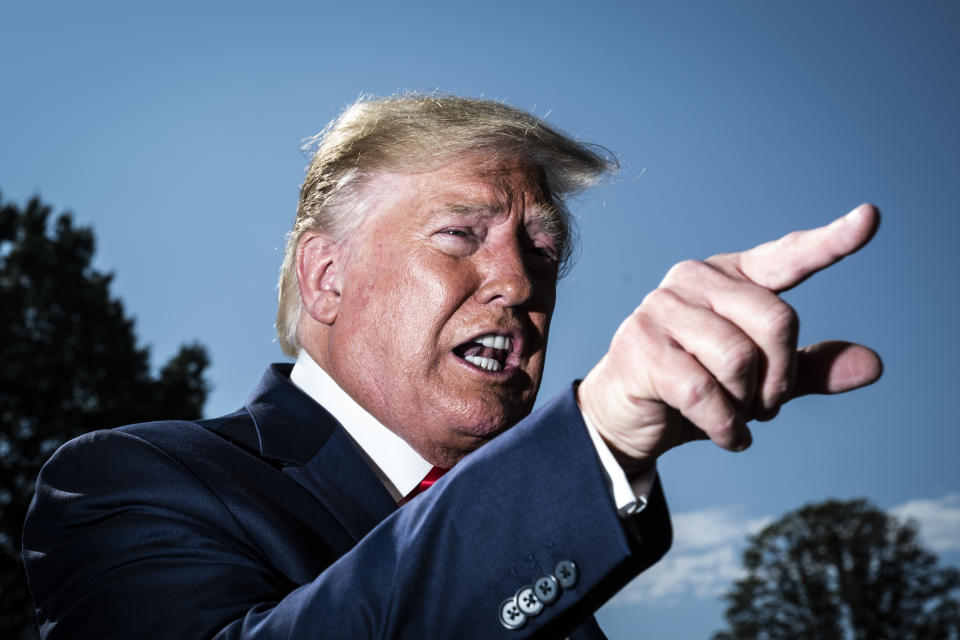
left=3, top=1, right=958, bottom=637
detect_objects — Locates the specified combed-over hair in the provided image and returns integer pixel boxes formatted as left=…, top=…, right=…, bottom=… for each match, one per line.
left=276, top=93, right=618, bottom=356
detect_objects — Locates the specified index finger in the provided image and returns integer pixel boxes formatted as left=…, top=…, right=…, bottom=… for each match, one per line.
left=730, top=203, right=880, bottom=292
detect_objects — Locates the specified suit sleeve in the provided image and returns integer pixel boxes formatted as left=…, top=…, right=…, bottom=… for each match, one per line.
left=23, top=387, right=671, bottom=639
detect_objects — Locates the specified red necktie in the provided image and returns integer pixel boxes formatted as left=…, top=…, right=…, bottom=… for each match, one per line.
left=400, top=466, right=448, bottom=504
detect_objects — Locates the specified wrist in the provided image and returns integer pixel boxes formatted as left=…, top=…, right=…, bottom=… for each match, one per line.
left=575, top=376, right=656, bottom=475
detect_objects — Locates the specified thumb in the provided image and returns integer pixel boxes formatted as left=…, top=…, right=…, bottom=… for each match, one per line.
left=792, top=340, right=883, bottom=397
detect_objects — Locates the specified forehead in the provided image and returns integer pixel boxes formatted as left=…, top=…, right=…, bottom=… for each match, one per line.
left=365, top=155, right=557, bottom=225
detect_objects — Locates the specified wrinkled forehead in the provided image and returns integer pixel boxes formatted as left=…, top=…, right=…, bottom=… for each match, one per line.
left=379, top=153, right=562, bottom=228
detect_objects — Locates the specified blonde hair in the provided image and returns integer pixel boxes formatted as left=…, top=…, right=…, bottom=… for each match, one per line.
left=276, top=93, right=617, bottom=356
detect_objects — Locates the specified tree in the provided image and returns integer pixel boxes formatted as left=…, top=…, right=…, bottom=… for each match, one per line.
left=713, top=498, right=960, bottom=640
left=0, top=194, right=210, bottom=639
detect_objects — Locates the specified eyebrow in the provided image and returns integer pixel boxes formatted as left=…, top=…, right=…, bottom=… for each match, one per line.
left=444, top=202, right=504, bottom=218
left=527, top=202, right=562, bottom=228
left=442, top=201, right=561, bottom=226
left=439, top=201, right=565, bottom=251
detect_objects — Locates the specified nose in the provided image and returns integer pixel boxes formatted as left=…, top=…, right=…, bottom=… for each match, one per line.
left=474, top=241, right=535, bottom=308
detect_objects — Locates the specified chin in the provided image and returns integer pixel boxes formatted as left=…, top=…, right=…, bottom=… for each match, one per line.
left=449, top=400, right=533, bottom=439
left=416, top=401, right=534, bottom=468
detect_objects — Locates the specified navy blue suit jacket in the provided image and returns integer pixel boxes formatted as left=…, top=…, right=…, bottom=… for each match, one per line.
left=23, top=364, right=671, bottom=638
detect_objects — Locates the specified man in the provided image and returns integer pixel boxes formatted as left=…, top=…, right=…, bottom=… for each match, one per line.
left=23, top=95, right=882, bottom=639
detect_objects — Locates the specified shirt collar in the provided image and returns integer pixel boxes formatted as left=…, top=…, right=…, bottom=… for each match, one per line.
left=290, top=350, right=433, bottom=502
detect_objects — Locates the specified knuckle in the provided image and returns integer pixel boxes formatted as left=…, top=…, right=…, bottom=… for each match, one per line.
left=705, top=252, right=736, bottom=270
left=781, top=230, right=804, bottom=246
left=622, top=306, right=649, bottom=332
left=695, top=409, right=742, bottom=449
left=616, top=308, right=657, bottom=347
left=679, top=374, right=720, bottom=410
left=764, top=375, right=793, bottom=406
left=775, top=232, right=810, bottom=282
left=663, top=259, right=708, bottom=285
left=758, top=300, right=798, bottom=338
left=639, top=286, right=681, bottom=311
left=720, top=339, right=759, bottom=379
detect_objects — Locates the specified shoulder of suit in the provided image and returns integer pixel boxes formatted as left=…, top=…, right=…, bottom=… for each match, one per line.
left=39, top=406, right=261, bottom=483
left=118, top=406, right=260, bottom=453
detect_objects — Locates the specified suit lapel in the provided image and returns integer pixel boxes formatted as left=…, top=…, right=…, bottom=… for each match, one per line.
left=241, top=364, right=398, bottom=543
left=283, top=428, right=398, bottom=542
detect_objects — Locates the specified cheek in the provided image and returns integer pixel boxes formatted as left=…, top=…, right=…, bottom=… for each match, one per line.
left=536, top=270, right=559, bottom=309
left=530, top=277, right=558, bottom=343
left=409, top=251, right=478, bottom=308
left=384, top=254, right=476, bottom=349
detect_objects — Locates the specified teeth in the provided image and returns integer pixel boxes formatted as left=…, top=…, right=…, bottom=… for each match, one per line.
left=476, top=334, right=511, bottom=351
left=465, top=355, right=502, bottom=372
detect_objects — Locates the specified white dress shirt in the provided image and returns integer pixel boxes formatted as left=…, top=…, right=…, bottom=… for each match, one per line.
left=290, top=350, right=653, bottom=513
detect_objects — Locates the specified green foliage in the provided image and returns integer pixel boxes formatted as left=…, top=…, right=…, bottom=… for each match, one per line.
left=0, top=194, right=210, bottom=639
left=713, top=498, right=960, bottom=640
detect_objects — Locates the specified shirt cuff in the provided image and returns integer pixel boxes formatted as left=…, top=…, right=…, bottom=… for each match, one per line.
left=581, top=410, right=656, bottom=517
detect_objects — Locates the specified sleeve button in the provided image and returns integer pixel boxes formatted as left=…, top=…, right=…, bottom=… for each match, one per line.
left=554, top=559, right=579, bottom=589
left=533, top=574, right=561, bottom=604
left=499, top=597, right=527, bottom=630
left=515, top=585, right=544, bottom=616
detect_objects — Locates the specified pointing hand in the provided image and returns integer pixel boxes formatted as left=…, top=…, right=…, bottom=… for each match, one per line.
left=577, top=204, right=883, bottom=467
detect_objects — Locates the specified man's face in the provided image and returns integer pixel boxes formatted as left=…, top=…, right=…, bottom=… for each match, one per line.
left=318, top=156, right=560, bottom=466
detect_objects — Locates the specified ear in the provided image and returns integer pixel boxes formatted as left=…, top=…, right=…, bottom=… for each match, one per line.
left=296, top=230, right=344, bottom=325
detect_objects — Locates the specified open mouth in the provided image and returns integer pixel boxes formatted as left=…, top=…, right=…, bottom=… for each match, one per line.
left=453, top=333, right=513, bottom=372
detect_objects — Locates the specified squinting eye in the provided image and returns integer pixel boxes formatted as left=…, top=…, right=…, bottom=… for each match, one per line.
left=525, top=240, right=558, bottom=263
left=435, top=229, right=478, bottom=257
